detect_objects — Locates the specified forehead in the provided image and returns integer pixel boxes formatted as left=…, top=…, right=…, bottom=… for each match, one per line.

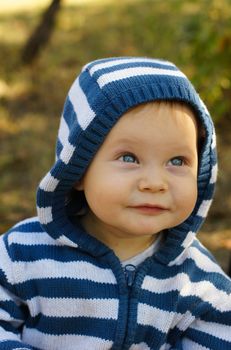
left=105, top=101, right=198, bottom=144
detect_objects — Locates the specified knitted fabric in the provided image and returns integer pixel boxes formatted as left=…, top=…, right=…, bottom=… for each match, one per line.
left=0, top=57, right=230, bottom=350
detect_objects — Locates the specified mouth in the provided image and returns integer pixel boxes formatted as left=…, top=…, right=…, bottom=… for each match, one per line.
left=130, top=204, right=168, bottom=215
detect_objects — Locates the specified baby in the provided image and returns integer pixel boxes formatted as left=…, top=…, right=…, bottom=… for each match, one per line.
left=0, top=57, right=230, bottom=350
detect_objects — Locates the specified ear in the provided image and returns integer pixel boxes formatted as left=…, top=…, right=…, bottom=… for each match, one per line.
left=73, top=180, right=84, bottom=191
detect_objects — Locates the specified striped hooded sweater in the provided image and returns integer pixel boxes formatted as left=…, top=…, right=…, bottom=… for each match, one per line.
left=0, top=57, right=231, bottom=350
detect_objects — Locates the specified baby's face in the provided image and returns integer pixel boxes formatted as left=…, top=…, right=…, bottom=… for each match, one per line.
left=75, top=102, right=198, bottom=248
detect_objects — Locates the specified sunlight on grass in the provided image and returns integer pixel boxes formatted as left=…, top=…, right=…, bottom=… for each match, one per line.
left=1, top=0, right=117, bottom=14
left=1, top=0, right=50, bottom=13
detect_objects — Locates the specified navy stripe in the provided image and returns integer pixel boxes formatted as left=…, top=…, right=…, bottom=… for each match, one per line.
left=17, top=278, right=118, bottom=300
left=200, top=309, right=231, bottom=326
left=0, top=321, right=20, bottom=335
left=101, top=74, right=187, bottom=94
left=134, top=324, right=165, bottom=349
left=62, top=96, right=77, bottom=130
left=176, top=295, right=223, bottom=317
left=26, top=315, right=116, bottom=339
left=56, top=138, right=63, bottom=157
left=0, top=300, right=27, bottom=320
left=7, top=220, right=42, bottom=234
left=9, top=243, right=112, bottom=268
left=167, top=326, right=183, bottom=346
left=10, top=244, right=79, bottom=262
left=140, top=290, right=178, bottom=312
left=186, top=327, right=231, bottom=349
left=79, top=71, right=110, bottom=119
left=36, top=188, right=54, bottom=207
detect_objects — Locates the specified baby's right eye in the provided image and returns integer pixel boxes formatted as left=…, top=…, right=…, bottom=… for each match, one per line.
left=118, top=153, right=139, bottom=164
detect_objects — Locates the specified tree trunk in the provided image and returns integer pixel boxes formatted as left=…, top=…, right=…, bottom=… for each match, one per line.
left=21, top=0, right=62, bottom=65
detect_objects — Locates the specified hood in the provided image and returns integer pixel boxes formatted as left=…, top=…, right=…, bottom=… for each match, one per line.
left=36, top=57, right=217, bottom=265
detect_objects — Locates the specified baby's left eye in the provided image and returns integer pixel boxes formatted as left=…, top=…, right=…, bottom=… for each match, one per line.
left=168, top=157, right=185, bottom=166
left=118, top=153, right=139, bottom=164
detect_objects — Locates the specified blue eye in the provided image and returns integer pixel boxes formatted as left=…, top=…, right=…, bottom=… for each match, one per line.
left=169, top=157, right=184, bottom=166
left=119, top=154, right=139, bottom=163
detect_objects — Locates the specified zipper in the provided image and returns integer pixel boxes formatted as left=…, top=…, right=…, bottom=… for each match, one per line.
left=124, top=264, right=136, bottom=287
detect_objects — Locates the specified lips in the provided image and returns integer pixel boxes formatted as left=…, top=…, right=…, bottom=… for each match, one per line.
left=130, top=204, right=168, bottom=215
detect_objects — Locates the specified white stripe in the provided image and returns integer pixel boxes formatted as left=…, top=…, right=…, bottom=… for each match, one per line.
left=59, top=141, right=75, bottom=164
left=182, top=231, right=195, bottom=248
left=159, top=344, right=171, bottom=350
left=137, top=303, right=178, bottom=331
left=137, top=304, right=194, bottom=332
left=199, top=97, right=210, bottom=116
left=28, top=296, right=118, bottom=319
left=22, top=328, right=113, bottom=350
left=191, top=318, right=231, bottom=342
left=188, top=246, right=225, bottom=274
left=0, top=308, right=13, bottom=322
left=0, top=289, right=12, bottom=302
left=69, top=77, right=95, bottom=130
left=88, top=57, right=175, bottom=75
left=142, top=273, right=231, bottom=312
left=37, top=206, right=53, bottom=225
left=176, top=310, right=196, bottom=331
left=39, top=172, right=59, bottom=192
left=12, top=217, right=38, bottom=229
left=170, top=244, right=225, bottom=274
left=97, top=67, right=186, bottom=88
left=58, top=115, right=70, bottom=147
left=129, top=342, right=151, bottom=350
left=0, top=237, right=15, bottom=284
left=181, top=338, right=210, bottom=350
left=210, top=164, right=217, bottom=184
left=8, top=231, right=58, bottom=247
left=57, top=234, right=78, bottom=248
left=9, top=260, right=117, bottom=285
left=197, top=199, right=212, bottom=218
left=211, top=130, right=216, bottom=149
left=0, top=326, right=20, bottom=342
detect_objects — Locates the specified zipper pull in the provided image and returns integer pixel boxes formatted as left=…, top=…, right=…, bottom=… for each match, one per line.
left=124, top=264, right=136, bottom=287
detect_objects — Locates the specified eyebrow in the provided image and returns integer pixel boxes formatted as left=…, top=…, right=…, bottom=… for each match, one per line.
left=112, top=136, right=195, bottom=149
left=110, top=137, right=143, bottom=146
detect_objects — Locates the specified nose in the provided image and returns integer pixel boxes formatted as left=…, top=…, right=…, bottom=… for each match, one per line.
left=138, top=166, right=168, bottom=193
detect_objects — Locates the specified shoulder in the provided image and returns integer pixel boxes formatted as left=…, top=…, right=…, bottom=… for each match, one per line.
left=0, top=217, right=59, bottom=253
left=188, top=238, right=229, bottom=280
left=179, top=238, right=231, bottom=310
left=6, top=216, right=43, bottom=234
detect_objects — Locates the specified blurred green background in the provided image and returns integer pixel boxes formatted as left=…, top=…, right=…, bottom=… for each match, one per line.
left=0, top=0, right=231, bottom=271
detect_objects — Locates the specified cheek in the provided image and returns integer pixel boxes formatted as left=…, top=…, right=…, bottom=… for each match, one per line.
left=83, top=176, right=118, bottom=211
left=173, top=179, right=198, bottom=211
